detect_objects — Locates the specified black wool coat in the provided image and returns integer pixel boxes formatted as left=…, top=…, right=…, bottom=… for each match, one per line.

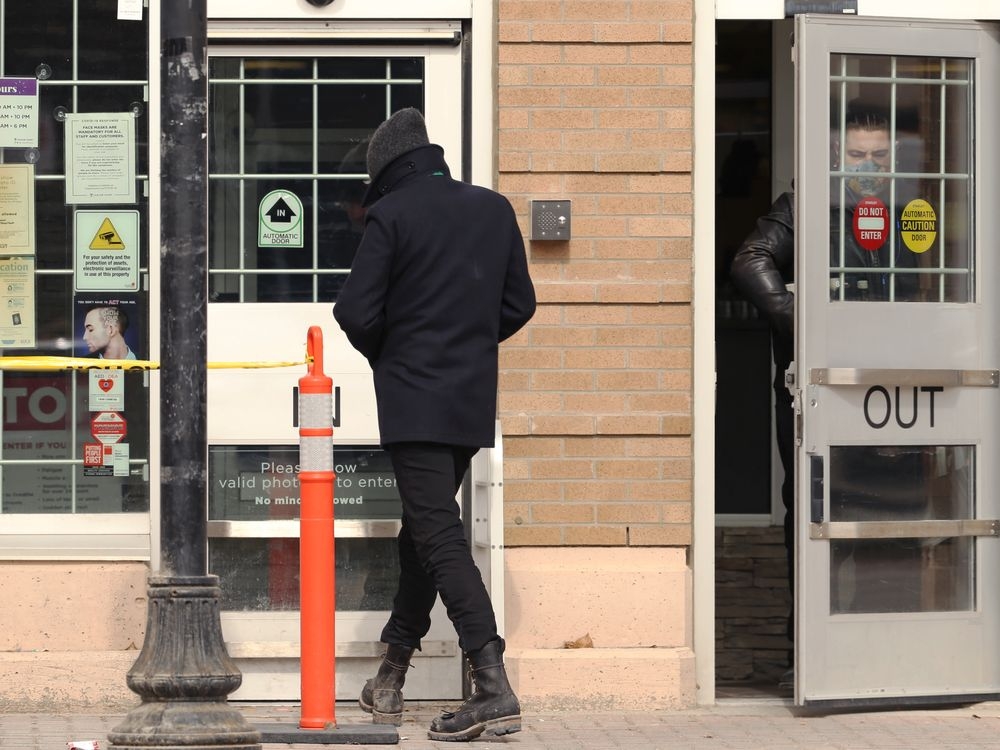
left=333, top=144, right=536, bottom=448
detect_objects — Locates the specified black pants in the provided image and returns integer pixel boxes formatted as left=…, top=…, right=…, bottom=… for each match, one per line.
left=379, top=442, right=498, bottom=654
left=775, top=383, right=795, bottom=645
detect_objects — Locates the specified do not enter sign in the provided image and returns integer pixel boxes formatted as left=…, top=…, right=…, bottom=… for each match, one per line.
left=92, top=411, right=127, bottom=444
left=853, top=196, right=888, bottom=252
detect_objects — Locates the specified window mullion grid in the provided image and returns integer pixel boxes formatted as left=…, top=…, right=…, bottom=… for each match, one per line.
left=312, top=57, right=319, bottom=303
left=938, top=60, right=948, bottom=303
left=888, top=56, right=898, bottom=302
left=239, top=58, right=247, bottom=304
left=965, top=63, right=973, bottom=302
left=70, top=0, right=80, bottom=510
left=836, top=55, right=847, bottom=301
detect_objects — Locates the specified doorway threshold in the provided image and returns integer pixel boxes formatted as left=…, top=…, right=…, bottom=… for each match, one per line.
left=716, top=682, right=793, bottom=705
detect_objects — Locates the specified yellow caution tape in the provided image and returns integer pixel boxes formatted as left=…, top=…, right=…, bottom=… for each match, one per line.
left=0, top=356, right=310, bottom=372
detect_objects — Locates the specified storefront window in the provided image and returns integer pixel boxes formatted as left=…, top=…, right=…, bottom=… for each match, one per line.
left=208, top=444, right=403, bottom=612
left=829, top=444, right=975, bottom=614
left=0, top=1, right=150, bottom=515
left=828, top=54, right=973, bottom=303
left=207, top=55, right=424, bottom=303
left=210, top=537, right=399, bottom=612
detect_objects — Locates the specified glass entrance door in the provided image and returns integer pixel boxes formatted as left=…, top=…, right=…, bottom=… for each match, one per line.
left=204, top=37, right=465, bottom=700
left=795, top=15, right=1000, bottom=706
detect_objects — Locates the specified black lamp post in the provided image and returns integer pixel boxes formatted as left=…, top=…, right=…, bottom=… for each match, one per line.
left=107, top=3, right=260, bottom=748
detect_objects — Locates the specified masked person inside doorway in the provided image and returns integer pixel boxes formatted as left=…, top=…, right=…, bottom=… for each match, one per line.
left=729, top=100, right=919, bottom=686
left=333, top=108, right=536, bottom=741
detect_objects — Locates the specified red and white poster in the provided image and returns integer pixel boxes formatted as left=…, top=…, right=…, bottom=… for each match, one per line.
left=91, top=411, right=127, bottom=445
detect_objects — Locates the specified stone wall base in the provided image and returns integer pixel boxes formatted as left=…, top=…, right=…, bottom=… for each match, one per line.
left=503, top=547, right=695, bottom=710
left=506, top=647, right=696, bottom=711
left=0, top=651, right=140, bottom=713
left=0, top=647, right=698, bottom=713
left=716, top=526, right=793, bottom=683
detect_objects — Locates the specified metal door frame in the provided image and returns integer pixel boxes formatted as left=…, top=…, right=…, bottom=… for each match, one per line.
left=793, top=14, right=1000, bottom=707
left=203, top=32, right=468, bottom=701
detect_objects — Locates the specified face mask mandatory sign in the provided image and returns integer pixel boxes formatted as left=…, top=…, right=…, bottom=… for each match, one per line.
left=259, top=189, right=304, bottom=248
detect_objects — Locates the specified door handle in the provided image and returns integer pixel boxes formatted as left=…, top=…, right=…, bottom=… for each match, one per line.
left=810, top=519, right=1000, bottom=540
left=810, top=368, right=999, bottom=387
left=809, top=454, right=824, bottom=524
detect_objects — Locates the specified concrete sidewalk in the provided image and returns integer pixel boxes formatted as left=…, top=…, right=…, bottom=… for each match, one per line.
left=6, top=699, right=1000, bottom=749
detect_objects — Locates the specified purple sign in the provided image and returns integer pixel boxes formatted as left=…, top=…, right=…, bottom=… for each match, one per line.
left=0, top=78, right=37, bottom=97
left=0, top=77, right=38, bottom=148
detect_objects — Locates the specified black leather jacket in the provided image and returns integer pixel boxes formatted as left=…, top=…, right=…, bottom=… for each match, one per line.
left=729, top=192, right=795, bottom=395
left=730, top=191, right=795, bottom=342
left=730, top=190, right=917, bottom=380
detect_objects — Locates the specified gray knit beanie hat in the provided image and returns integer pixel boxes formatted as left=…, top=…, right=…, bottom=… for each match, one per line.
left=366, top=108, right=430, bottom=180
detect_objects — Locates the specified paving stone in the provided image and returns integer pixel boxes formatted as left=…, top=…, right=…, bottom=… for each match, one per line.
left=6, top=701, right=1000, bottom=750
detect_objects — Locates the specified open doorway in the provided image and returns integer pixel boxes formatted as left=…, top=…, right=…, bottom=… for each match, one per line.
left=713, top=18, right=795, bottom=694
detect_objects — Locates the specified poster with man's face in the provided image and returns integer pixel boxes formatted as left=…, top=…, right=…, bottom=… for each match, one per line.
left=73, top=293, right=142, bottom=360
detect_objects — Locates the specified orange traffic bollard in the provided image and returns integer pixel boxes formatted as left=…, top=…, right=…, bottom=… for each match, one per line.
left=298, top=326, right=336, bottom=729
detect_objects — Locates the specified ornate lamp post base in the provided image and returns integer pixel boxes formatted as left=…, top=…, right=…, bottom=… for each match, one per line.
left=107, top=576, right=262, bottom=750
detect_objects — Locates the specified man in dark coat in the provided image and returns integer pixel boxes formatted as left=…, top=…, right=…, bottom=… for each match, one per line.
left=333, top=108, right=536, bottom=741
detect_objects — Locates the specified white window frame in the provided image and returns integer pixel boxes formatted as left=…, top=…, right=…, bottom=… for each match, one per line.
left=209, top=0, right=473, bottom=21
left=4, top=1, right=496, bottom=562
left=716, top=0, right=1000, bottom=20
left=0, top=5, right=159, bottom=561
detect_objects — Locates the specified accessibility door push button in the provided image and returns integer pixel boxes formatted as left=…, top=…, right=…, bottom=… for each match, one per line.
left=531, top=200, right=571, bottom=241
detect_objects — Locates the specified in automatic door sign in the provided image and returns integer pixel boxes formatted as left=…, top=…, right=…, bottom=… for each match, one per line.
left=852, top=196, right=888, bottom=252
left=91, top=411, right=127, bottom=444
left=258, top=189, right=303, bottom=248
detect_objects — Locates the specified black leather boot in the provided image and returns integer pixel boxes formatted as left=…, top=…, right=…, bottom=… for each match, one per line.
left=428, top=638, right=521, bottom=741
left=359, top=643, right=415, bottom=726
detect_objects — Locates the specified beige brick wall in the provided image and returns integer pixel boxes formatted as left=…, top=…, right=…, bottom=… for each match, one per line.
left=497, top=1, right=695, bottom=547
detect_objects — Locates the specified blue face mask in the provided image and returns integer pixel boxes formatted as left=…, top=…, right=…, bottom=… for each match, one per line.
left=845, top=159, right=888, bottom=197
